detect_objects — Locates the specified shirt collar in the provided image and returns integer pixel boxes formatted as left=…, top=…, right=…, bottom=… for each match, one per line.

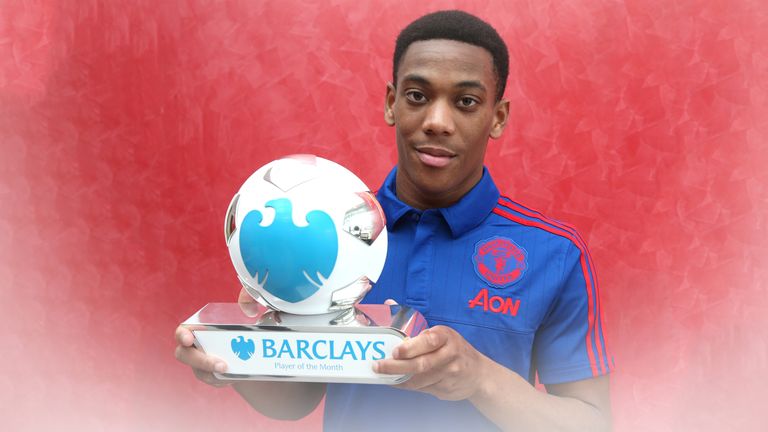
left=375, top=166, right=500, bottom=238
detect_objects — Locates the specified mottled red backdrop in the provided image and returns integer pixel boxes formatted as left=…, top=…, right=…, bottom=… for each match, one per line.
left=1, top=1, right=766, bottom=431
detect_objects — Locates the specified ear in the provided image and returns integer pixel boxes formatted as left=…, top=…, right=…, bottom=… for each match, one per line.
left=384, top=82, right=396, bottom=126
left=489, top=99, right=510, bottom=139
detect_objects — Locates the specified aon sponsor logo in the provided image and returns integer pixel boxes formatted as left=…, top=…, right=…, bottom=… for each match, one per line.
left=468, top=288, right=521, bottom=316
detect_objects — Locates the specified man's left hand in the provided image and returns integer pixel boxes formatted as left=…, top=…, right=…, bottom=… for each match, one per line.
left=373, top=325, right=489, bottom=401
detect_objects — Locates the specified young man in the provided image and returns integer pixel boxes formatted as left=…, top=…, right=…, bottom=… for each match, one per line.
left=175, top=10, right=612, bottom=431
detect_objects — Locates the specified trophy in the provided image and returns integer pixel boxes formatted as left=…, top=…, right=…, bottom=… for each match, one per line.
left=182, top=154, right=426, bottom=384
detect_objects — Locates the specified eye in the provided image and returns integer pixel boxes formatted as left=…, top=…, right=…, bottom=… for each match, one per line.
left=405, top=90, right=427, bottom=104
left=458, top=96, right=479, bottom=108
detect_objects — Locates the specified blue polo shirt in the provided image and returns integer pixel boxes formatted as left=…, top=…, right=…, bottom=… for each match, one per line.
left=323, top=167, right=611, bottom=431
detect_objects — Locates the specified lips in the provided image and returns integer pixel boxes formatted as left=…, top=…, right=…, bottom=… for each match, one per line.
left=415, top=146, right=456, bottom=168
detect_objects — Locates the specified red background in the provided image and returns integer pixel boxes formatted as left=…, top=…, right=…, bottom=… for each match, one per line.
left=1, top=1, right=766, bottom=431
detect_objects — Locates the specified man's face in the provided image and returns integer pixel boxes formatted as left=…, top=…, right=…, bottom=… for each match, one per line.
left=385, top=39, right=509, bottom=209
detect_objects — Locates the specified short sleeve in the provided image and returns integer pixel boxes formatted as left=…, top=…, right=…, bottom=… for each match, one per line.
left=533, top=241, right=612, bottom=384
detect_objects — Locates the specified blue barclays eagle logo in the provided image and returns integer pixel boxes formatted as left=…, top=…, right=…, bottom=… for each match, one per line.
left=231, top=336, right=255, bottom=360
left=239, top=198, right=338, bottom=303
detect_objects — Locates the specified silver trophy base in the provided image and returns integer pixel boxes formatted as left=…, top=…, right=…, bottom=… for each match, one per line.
left=182, top=303, right=427, bottom=384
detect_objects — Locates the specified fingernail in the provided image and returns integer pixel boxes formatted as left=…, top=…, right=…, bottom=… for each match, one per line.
left=372, top=361, right=380, bottom=373
left=214, top=362, right=227, bottom=373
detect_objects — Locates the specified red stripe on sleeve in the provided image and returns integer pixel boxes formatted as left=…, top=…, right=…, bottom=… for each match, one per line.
left=492, top=205, right=601, bottom=377
left=496, top=198, right=611, bottom=373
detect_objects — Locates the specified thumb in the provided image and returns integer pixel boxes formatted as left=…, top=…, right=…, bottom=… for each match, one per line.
left=237, top=286, right=262, bottom=317
left=237, top=286, right=256, bottom=304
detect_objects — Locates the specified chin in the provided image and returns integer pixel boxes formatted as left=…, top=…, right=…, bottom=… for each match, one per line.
left=415, top=177, right=455, bottom=197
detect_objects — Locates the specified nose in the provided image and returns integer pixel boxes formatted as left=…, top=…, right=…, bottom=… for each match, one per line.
left=422, top=99, right=455, bottom=136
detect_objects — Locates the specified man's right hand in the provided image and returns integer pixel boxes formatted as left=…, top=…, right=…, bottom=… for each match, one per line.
left=174, top=325, right=230, bottom=388
left=173, top=287, right=258, bottom=387
left=174, top=287, right=327, bottom=419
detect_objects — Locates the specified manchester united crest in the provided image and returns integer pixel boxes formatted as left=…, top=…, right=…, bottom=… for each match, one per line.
left=473, top=236, right=527, bottom=288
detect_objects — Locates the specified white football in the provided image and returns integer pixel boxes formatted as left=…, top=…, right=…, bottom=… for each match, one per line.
left=224, top=154, right=388, bottom=315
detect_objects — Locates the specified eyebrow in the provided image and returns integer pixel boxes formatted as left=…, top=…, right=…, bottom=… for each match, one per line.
left=401, top=74, right=431, bottom=86
left=456, top=80, right=487, bottom=93
left=401, top=74, right=487, bottom=93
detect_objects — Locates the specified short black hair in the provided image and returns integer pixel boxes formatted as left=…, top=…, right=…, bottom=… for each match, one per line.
left=393, top=10, right=509, bottom=101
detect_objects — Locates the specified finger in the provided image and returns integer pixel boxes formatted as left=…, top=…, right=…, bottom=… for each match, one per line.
left=175, top=326, right=195, bottom=347
left=394, top=370, right=443, bottom=392
left=193, top=369, right=230, bottom=388
left=374, top=357, right=420, bottom=376
left=175, top=345, right=228, bottom=374
left=384, top=299, right=398, bottom=306
left=397, top=381, right=457, bottom=401
left=374, top=347, right=451, bottom=376
left=392, top=328, right=446, bottom=360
